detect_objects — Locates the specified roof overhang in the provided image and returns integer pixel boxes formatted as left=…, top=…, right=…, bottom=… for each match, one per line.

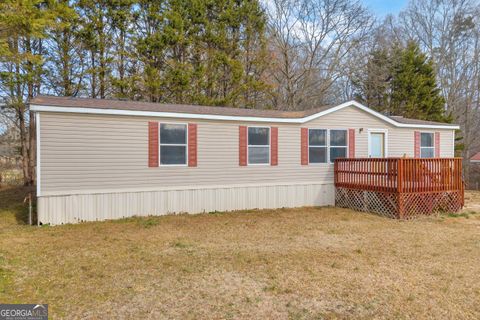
left=30, top=100, right=460, bottom=130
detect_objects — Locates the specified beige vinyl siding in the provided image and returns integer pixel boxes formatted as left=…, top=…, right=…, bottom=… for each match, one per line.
left=39, top=105, right=455, bottom=196
left=40, top=115, right=331, bottom=195
left=305, top=108, right=454, bottom=158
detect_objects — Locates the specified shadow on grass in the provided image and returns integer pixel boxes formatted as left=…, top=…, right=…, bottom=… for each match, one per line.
left=0, top=186, right=36, bottom=225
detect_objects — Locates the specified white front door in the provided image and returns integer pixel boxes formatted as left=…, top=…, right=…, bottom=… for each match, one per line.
left=369, top=132, right=385, bottom=158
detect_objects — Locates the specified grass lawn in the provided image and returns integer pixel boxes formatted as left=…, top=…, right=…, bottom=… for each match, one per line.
left=0, top=187, right=480, bottom=319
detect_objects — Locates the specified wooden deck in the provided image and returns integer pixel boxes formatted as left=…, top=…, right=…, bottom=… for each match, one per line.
left=334, top=158, right=464, bottom=218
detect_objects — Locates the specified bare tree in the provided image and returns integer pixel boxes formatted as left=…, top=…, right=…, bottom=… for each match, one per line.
left=266, top=0, right=374, bottom=110
left=397, top=0, right=480, bottom=183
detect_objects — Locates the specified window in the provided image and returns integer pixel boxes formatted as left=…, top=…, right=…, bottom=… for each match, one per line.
left=307, top=129, right=348, bottom=164
left=329, top=130, right=347, bottom=162
left=160, top=123, right=187, bottom=165
left=308, top=129, right=327, bottom=163
left=420, top=132, right=434, bottom=158
left=248, top=127, right=270, bottom=164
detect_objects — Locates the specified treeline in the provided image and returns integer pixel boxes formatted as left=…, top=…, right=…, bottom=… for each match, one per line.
left=0, top=0, right=272, bottom=184
left=353, top=42, right=448, bottom=122
left=1, top=0, right=480, bottom=185
left=4, top=0, right=269, bottom=108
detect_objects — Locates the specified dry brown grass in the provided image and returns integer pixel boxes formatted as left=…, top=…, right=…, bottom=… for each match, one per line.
left=463, top=190, right=480, bottom=214
left=1, top=189, right=480, bottom=319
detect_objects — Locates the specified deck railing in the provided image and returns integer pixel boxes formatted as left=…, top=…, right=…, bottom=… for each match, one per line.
left=334, top=158, right=464, bottom=218
left=334, top=158, right=463, bottom=193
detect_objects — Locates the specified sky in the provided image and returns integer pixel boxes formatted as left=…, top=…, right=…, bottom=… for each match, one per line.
left=361, top=0, right=408, bottom=17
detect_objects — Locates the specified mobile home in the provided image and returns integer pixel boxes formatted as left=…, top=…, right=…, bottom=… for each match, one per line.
left=31, top=96, right=459, bottom=224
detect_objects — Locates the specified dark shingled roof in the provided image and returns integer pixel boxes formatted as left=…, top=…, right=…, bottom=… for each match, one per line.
left=387, top=115, right=452, bottom=126
left=30, top=95, right=456, bottom=127
left=30, top=95, right=333, bottom=119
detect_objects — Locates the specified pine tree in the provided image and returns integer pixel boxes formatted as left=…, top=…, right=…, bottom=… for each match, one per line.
left=132, top=0, right=269, bottom=107
left=354, top=42, right=450, bottom=123
left=353, top=48, right=393, bottom=113
left=77, top=0, right=113, bottom=98
left=45, top=0, right=81, bottom=96
left=238, top=0, right=270, bottom=109
left=107, top=0, right=136, bottom=99
left=161, top=0, right=201, bottom=104
left=134, top=0, right=168, bottom=102
left=390, top=42, right=448, bottom=122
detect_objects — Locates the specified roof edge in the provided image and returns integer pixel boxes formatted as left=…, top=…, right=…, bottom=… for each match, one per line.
left=30, top=100, right=460, bottom=130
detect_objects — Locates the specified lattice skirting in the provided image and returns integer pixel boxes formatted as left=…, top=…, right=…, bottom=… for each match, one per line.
left=335, top=188, right=463, bottom=219
left=400, top=191, right=463, bottom=218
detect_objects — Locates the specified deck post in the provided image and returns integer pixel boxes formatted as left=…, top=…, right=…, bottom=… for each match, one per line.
left=397, top=158, right=404, bottom=219
left=334, top=160, right=338, bottom=185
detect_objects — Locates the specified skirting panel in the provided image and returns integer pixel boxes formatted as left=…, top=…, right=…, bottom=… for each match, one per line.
left=38, top=183, right=335, bottom=225
left=335, top=187, right=463, bottom=219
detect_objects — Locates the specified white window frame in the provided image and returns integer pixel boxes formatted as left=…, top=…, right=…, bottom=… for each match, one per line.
left=247, top=126, right=270, bottom=165
left=308, top=128, right=328, bottom=164
left=367, top=128, right=389, bottom=158
left=328, top=129, right=349, bottom=163
left=420, top=131, right=435, bottom=159
left=159, top=122, right=188, bottom=166
left=307, top=128, right=348, bottom=164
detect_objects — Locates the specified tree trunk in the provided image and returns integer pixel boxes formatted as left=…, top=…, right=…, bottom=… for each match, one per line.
left=25, top=37, right=35, bottom=186
left=28, top=110, right=36, bottom=186
left=18, top=109, right=30, bottom=186
left=12, top=36, right=31, bottom=186
left=91, top=52, right=96, bottom=98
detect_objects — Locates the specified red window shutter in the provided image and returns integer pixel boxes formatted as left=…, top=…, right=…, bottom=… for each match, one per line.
left=301, top=127, right=308, bottom=165
left=435, top=132, right=440, bottom=157
left=148, top=122, right=159, bottom=167
left=239, top=126, right=247, bottom=166
left=188, top=123, right=197, bottom=167
left=348, top=129, right=355, bottom=158
left=414, top=131, right=420, bottom=158
left=271, top=127, right=278, bottom=166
